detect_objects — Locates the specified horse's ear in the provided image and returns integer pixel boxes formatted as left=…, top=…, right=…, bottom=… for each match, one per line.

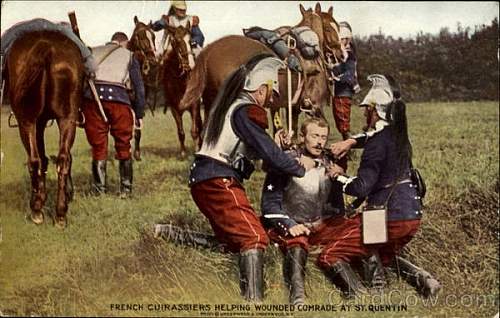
left=134, top=15, right=139, bottom=25
left=315, top=2, right=322, bottom=14
left=149, top=20, right=152, bottom=26
left=299, top=4, right=306, bottom=15
left=186, top=20, right=191, bottom=31
left=328, top=6, right=333, bottom=16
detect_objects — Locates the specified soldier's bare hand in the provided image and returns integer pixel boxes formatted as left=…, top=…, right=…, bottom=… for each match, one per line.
left=288, top=224, right=311, bottom=237
left=274, top=129, right=294, bottom=150
left=330, top=139, right=356, bottom=159
left=326, top=163, right=345, bottom=178
left=299, top=155, right=316, bottom=171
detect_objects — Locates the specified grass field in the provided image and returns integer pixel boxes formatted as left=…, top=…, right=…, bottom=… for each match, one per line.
left=0, top=101, right=498, bottom=317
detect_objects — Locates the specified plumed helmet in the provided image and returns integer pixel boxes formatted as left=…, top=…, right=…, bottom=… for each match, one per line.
left=171, top=0, right=187, bottom=10
left=339, top=21, right=353, bottom=39
left=360, top=74, right=394, bottom=120
left=243, top=57, right=285, bottom=96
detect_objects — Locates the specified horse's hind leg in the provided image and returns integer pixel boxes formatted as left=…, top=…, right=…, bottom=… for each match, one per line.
left=54, top=117, right=76, bottom=228
left=171, top=107, right=187, bottom=158
left=18, top=121, right=47, bottom=224
left=189, top=102, right=202, bottom=151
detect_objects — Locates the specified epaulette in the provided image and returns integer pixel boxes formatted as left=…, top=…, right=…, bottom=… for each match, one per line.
left=246, top=105, right=268, bottom=129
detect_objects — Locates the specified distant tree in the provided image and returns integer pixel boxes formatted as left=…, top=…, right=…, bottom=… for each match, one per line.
left=354, top=18, right=499, bottom=102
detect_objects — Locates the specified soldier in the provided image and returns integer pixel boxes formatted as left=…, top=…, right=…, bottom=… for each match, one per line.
left=82, top=32, right=145, bottom=198
left=330, top=21, right=360, bottom=140
left=262, top=118, right=368, bottom=303
left=328, top=74, right=440, bottom=298
left=189, top=54, right=306, bottom=302
left=151, top=0, right=205, bottom=58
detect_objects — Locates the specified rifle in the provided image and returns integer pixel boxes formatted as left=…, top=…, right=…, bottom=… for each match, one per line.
left=67, top=11, right=108, bottom=123
left=68, top=11, right=81, bottom=38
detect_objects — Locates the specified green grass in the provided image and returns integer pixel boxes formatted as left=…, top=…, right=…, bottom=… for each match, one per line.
left=1, top=101, right=498, bottom=317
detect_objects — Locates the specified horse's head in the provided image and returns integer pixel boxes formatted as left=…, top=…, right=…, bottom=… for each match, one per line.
left=298, top=4, right=324, bottom=48
left=292, top=4, right=331, bottom=118
left=129, top=16, right=157, bottom=76
left=165, top=23, right=194, bottom=75
left=314, top=3, right=344, bottom=63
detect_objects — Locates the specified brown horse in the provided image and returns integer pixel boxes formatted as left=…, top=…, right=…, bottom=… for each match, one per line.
left=6, top=30, right=84, bottom=227
left=161, top=23, right=202, bottom=157
left=180, top=3, right=342, bottom=136
left=130, top=17, right=202, bottom=158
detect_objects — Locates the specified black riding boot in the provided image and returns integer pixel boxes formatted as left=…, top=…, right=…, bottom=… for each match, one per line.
left=391, top=256, right=441, bottom=298
left=283, top=247, right=307, bottom=305
left=119, top=159, right=133, bottom=198
left=239, top=249, right=264, bottom=302
left=362, top=252, right=386, bottom=291
left=324, top=260, right=367, bottom=298
left=91, top=160, right=107, bottom=195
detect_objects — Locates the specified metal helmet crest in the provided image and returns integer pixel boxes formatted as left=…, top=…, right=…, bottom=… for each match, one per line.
left=360, top=74, right=395, bottom=120
left=243, top=57, right=285, bottom=96
left=339, top=21, right=353, bottom=39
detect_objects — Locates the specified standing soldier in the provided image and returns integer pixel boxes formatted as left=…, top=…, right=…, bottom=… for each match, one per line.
left=152, top=0, right=205, bottom=58
left=188, top=54, right=306, bottom=302
left=82, top=32, right=145, bottom=198
left=331, top=21, right=360, bottom=140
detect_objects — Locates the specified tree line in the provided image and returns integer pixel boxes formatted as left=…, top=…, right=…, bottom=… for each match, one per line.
left=353, top=18, right=499, bottom=102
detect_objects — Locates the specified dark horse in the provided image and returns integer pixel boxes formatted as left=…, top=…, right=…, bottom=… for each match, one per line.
left=128, top=16, right=158, bottom=160
left=6, top=30, right=84, bottom=228
left=180, top=3, right=343, bottom=136
left=130, top=17, right=202, bottom=158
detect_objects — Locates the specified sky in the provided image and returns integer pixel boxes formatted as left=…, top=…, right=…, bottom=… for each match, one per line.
left=1, top=1, right=498, bottom=47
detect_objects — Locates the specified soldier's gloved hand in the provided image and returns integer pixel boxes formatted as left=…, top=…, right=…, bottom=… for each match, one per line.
left=287, top=55, right=302, bottom=73
left=288, top=224, right=311, bottom=237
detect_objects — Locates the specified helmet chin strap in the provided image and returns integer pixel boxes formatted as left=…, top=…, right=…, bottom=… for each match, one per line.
left=263, top=80, right=274, bottom=108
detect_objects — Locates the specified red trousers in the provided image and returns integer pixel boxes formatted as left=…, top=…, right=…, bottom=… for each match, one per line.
left=268, top=215, right=368, bottom=270
left=191, top=177, right=269, bottom=253
left=82, top=99, right=134, bottom=160
left=333, top=96, right=352, bottom=136
left=376, top=219, right=421, bottom=266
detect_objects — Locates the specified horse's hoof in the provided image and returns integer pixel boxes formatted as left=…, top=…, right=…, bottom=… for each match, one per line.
left=53, top=216, right=67, bottom=229
left=30, top=211, right=44, bottom=225
left=179, top=151, right=187, bottom=160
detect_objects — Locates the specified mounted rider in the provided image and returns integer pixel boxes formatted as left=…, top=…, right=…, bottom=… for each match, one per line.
left=151, top=0, right=205, bottom=59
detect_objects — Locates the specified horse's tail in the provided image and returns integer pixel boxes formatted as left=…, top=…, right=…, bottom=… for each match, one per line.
left=12, top=43, right=51, bottom=107
left=179, top=52, right=207, bottom=111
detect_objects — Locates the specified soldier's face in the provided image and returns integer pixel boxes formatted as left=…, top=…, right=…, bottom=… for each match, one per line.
left=303, top=123, right=328, bottom=157
left=253, top=85, right=274, bottom=108
left=175, top=8, right=187, bottom=18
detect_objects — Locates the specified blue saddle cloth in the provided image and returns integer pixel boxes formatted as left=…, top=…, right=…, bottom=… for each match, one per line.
left=1, top=18, right=96, bottom=76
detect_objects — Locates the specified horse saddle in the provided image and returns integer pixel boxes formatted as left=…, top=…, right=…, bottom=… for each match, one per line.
left=243, top=26, right=320, bottom=73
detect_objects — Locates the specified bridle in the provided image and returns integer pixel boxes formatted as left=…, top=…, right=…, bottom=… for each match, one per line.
left=165, top=26, right=192, bottom=77
left=130, top=23, right=157, bottom=76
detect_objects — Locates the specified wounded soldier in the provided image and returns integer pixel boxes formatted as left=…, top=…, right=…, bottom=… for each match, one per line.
left=261, top=117, right=369, bottom=303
